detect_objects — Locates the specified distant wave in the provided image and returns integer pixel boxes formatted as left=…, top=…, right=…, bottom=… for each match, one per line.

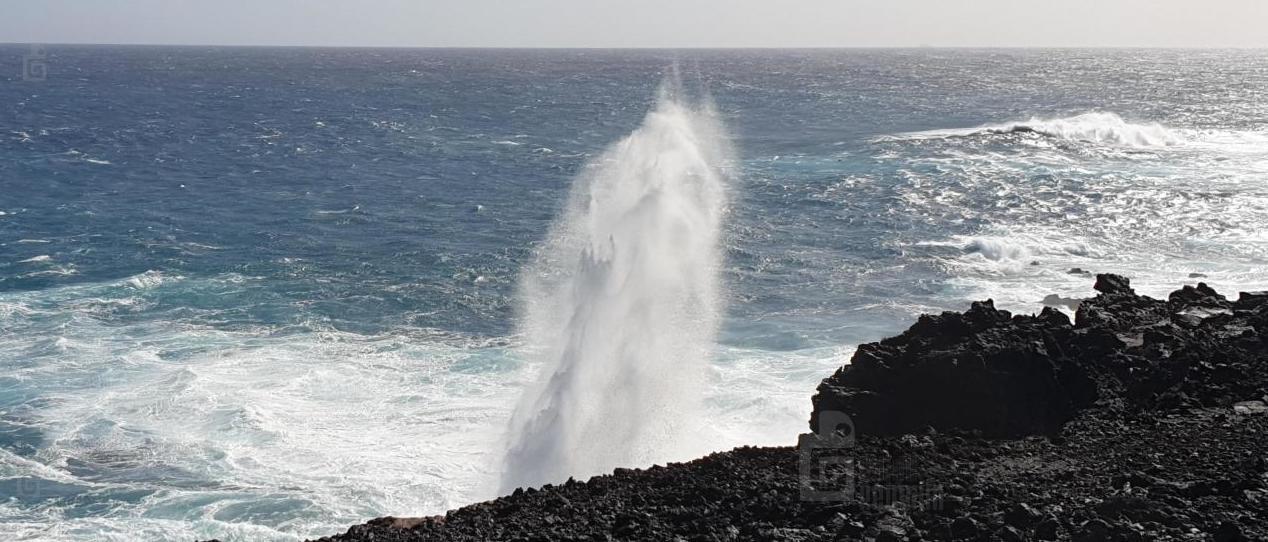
left=881, top=112, right=1184, bottom=147
left=962, top=238, right=1031, bottom=262
left=126, top=270, right=170, bottom=290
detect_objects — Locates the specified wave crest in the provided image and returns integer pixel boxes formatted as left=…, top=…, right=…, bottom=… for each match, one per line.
left=886, top=112, right=1184, bottom=147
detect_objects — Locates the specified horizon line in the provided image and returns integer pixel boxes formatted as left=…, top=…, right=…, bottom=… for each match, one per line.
left=4, top=42, right=1268, bottom=51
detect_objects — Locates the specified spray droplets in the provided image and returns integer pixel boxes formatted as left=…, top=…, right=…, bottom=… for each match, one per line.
left=501, top=78, right=734, bottom=492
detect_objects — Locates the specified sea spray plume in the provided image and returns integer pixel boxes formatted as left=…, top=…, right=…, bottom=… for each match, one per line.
left=500, top=79, right=733, bottom=492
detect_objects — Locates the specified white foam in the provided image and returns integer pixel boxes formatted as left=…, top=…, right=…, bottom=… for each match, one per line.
left=885, top=112, right=1185, bottom=147
left=126, top=270, right=171, bottom=290
left=10, top=325, right=519, bottom=540
left=962, top=238, right=1031, bottom=262
left=0, top=301, right=33, bottom=320
left=315, top=205, right=359, bottom=215
left=705, top=345, right=851, bottom=448
left=924, top=223, right=1268, bottom=318
left=19, top=266, right=78, bottom=278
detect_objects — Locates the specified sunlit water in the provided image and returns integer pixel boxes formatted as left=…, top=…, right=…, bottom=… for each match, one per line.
left=1, top=47, right=1266, bottom=541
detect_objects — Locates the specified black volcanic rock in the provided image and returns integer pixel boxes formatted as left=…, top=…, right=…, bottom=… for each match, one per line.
left=311, top=407, right=1268, bottom=542
left=810, top=300, right=1091, bottom=437
left=1169, top=282, right=1227, bottom=306
left=306, top=276, right=1268, bottom=542
left=1093, top=273, right=1133, bottom=295
left=810, top=274, right=1268, bottom=438
left=1236, top=291, right=1268, bottom=311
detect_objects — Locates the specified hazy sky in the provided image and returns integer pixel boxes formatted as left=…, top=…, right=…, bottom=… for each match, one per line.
left=3, top=0, right=1267, bottom=48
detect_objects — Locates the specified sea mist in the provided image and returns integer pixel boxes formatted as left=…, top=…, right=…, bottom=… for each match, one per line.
left=500, top=78, right=733, bottom=492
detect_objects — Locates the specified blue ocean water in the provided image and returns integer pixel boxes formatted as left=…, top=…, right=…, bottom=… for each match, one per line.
left=1, top=47, right=1267, bottom=540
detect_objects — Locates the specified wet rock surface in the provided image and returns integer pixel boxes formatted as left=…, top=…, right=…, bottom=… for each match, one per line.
left=307, top=276, right=1268, bottom=541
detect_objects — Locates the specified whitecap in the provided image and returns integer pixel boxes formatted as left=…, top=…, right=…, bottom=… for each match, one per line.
left=962, top=238, right=1031, bottom=261
left=181, top=242, right=223, bottom=251
left=881, top=112, right=1185, bottom=147
left=314, top=205, right=360, bottom=215
left=125, top=270, right=169, bottom=290
left=0, top=301, right=33, bottom=319
left=20, top=266, right=77, bottom=278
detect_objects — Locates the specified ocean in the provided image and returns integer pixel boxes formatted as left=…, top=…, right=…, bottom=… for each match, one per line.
left=1, top=47, right=1266, bottom=541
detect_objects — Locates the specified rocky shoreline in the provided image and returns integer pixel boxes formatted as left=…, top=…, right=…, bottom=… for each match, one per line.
left=304, top=275, right=1266, bottom=542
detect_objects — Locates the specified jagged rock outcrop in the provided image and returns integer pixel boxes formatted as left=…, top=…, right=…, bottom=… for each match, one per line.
left=810, top=274, right=1268, bottom=438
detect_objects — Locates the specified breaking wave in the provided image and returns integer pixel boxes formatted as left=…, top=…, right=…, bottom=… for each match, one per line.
left=883, top=112, right=1185, bottom=147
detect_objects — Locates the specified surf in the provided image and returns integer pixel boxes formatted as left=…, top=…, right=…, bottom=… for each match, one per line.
left=881, top=112, right=1184, bottom=147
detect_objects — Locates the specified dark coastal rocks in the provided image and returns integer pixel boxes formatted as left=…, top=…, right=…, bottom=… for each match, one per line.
left=310, top=275, right=1268, bottom=542
left=1168, top=282, right=1227, bottom=306
left=811, top=299, right=1091, bottom=437
left=1093, top=273, right=1133, bottom=295
left=311, top=408, right=1268, bottom=542
left=1235, top=291, right=1268, bottom=311
left=811, top=274, right=1268, bottom=437
left=1003, top=502, right=1042, bottom=528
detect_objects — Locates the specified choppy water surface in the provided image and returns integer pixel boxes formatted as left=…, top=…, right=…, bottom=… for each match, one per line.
left=1, top=48, right=1266, bottom=540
